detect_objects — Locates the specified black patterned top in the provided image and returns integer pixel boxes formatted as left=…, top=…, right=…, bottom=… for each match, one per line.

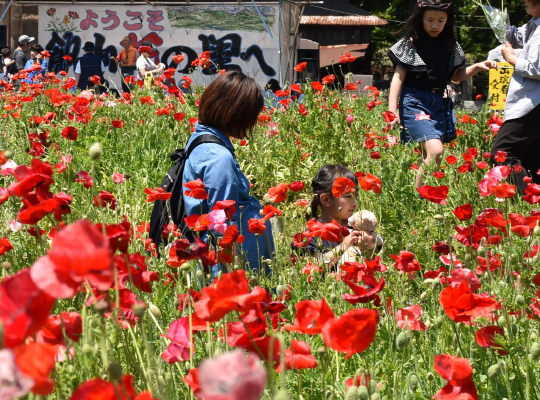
left=388, top=37, right=466, bottom=92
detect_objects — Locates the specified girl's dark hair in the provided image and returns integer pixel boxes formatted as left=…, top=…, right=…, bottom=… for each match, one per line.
left=309, top=164, right=358, bottom=220
left=399, top=0, right=456, bottom=52
left=30, top=44, right=43, bottom=53
left=0, top=47, right=10, bottom=57
left=198, top=71, right=264, bottom=139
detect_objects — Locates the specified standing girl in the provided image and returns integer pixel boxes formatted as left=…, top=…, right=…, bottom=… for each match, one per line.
left=387, top=0, right=497, bottom=189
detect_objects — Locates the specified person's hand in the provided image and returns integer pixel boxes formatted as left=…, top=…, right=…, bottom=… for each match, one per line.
left=477, top=60, right=498, bottom=71
left=387, top=115, right=401, bottom=130
left=356, top=231, right=376, bottom=253
left=502, top=41, right=517, bottom=65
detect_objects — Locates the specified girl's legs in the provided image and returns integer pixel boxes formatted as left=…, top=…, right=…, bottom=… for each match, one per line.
left=416, top=138, right=444, bottom=189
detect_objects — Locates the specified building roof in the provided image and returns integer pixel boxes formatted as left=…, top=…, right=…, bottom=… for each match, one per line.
left=302, top=0, right=386, bottom=26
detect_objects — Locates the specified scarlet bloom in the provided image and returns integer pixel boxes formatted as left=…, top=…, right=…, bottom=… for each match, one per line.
left=417, top=185, right=449, bottom=205
left=61, top=126, right=78, bottom=140
left=382, top=110, right=397, bottom=123
left=193, top=270, right=267, bottom=322
left=439, top=280, right=499, bottom=324
left=339, top=52, right=357, bottom=63
left=0, top=236, right=13, bottom=256
left=332, top=176, right=356, bottom=197
left=172, top=54, right=185, bottom=64
left=30, top=220, right=113, bottom=298
left=396, top=304, right=427, bottom=331
left=89, top=75, right=101, bottom=85
left=262, top=204, right=282, bottom=219
left=14, top=342, right=58, bottom=395
left=75, top=170, right=93, bottom=188
left=342, top=276, right=385, bottom=305
left=391, top=251, right=422, bottom=278
left=278, top=340, right=317, bottom=372
left=490, top=182, right=516, bottom=199
left=307, top=219, right=348, bottom=243
left=266, top=183, right=288, bottom=203
left=322, top=308, right=378, bottom=359
left=310, top=81, right=323, bottom=91
left=38, top=311, right=82, bottom=345
left=248, top=217, right=267, bottom=235
left=358, top=173, right=382, bottom=194
left=285, top=298, right=335, bottom=334
left=433, top=354, right=478, bottom=400
left=452, top=203, right=473, bottom=221
left=94, top=190, right=116, bottom=210
left=183, top=178, right=208, bottom=200
left=70, top=374, right=154, bottom=400
left=294, top=61, right=307, bottom=72
left=288, top=181, right=305, bottom=191
left=111, top=118, right=123, bottom=128
left=344, top=83, right=357, bottom=91
left=218, top=224, right=245, bottom=248
left=475, top=325, right=507, bottom=355
left=161, top=317, right=191, bottom=364
left=321, top=74, right=335, bottom=85
left=144, top=187, right=172, bottom=202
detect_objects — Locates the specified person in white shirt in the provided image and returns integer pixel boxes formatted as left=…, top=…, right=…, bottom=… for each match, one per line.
left=136, top=44, right=165, bottom=81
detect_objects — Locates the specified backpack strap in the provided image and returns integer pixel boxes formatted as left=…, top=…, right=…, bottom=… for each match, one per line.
left=173, top=133, right=234, bottom=161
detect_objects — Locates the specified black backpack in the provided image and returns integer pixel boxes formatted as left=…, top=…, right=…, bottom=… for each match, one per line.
left=149, top=134, right=233, bottom=248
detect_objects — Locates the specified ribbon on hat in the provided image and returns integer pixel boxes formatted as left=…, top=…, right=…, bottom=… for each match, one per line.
left=417, top=0, right=452, bottom=10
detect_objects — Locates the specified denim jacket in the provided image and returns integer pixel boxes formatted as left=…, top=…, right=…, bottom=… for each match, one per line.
left=183, top=123, right=274, bottom=272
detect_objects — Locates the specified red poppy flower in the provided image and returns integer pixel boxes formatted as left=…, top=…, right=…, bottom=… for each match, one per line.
left=183, top=178, right=208, bottom=200
left=218, top=224, right=245, bottom=248
left=285, top=298, right=335, bottom=334
left=172, top=54, right=185, bottom=64
left=475, top=325, right=507, bottom=355
left=433, top=354, right=478, bottom=400
left=321, top=74, right=335, bottom=85
left=294, top=62, right=307, bottom=72
left=62, top=55, right=72, bottom=61
left=262, top=204, right=282, bottom=219
left=439, top=280, right=499, bottom=324
left=0, top=269, right=55, bottom=348
left=144, top=187, right=172, bottom=202
left=391, top=251, right=422, bottom=278
left=212, top=199, right=237, bottom=220
left=494, top=150, right=507, bottom=163
left=94, top=190, right=116, bottom=210
left=342, top=276, right=385, bottom=305
left=277, top=340, right=317, bottom=372
left=396, top=304, right=427, bottom=331
left=161, top=317, right=191, bottom=364
left=266, top=183, right=288, bottom=203
left=332, top=176, right=356, bottom=197
left=37, top=311, right=82, bottom=345
left=322, top=308, right=378, bottom=358
left=89, top=75, right=101, bottom=85
left=306, top=219, right=348, bottom=243
left=417, top=185, right=449, bottom=204
left=452, top=203, right=473, bottom=221
left=111, top=118, right=123, bottom=128
left=310, top=81, right=323, bottom=91
left=71, top=374, right=153, bottom=400
left=248, top=218, right=267, bottom=235
left=287, top=181, right=305, bottom=191
left=490, top=182, right=516, bottom=199
left=14, top=342, right=58, bottom=395
left=0, top=187, right=10, bottom=204
left=339, top=52, right=357, bottom=63
left=193, top=270, right=267, bottom=322
left=358, top=173, right=382, bottom=194
left=0, top=236, right=13, bottom=256
left=75, top=170, right=93, bottom=188
left=345, top=83, right=357, bottom=91
left=30, top=220, right=113, bottom=299
left=382, top=110, right=397, bottom=123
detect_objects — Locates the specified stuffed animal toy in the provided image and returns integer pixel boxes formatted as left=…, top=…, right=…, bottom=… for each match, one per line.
left=338, top=210, right=384, bottom=265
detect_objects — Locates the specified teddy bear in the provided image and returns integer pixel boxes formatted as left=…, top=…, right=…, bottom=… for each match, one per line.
left=338, top=210, right=384, bottom=265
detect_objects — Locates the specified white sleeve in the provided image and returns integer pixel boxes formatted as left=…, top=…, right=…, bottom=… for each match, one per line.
left=74, top=61, right=81, bottom=74
left=101, top=61, right=106, bottom=72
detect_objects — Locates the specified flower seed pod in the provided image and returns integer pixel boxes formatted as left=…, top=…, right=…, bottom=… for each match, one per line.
left=516, top=295, right=526, bottom=306
left=344, top=386, right=360, bottom=400
left=108, top=362, right=123, bottom=381
left=272, top=389, right=290, bottom=400
left=1, top=261, right=11, bottom=270
left=3, top=150, right=13, bottom=159
left=132, top=303, right=146, bottom=318
left=88, top=142, right=103, bottom=160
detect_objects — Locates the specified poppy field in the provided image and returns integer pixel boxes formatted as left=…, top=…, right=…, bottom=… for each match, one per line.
left=1, top=68, right=540, bottom=400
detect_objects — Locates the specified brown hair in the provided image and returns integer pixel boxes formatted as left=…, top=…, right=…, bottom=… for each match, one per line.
left=198, top=71, right=263, bottom=139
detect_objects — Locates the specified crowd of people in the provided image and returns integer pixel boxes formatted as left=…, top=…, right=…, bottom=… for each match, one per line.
left=0, top=0, right=538, bottom=273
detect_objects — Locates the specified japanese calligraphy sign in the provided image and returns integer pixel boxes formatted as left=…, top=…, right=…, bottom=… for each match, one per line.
left=38, top=4, right=280, bottom=88
left=488, top=62, right=514, bottom=111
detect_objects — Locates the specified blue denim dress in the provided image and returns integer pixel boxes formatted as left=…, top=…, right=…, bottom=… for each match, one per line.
left=183, top=123, right=274, bottom=274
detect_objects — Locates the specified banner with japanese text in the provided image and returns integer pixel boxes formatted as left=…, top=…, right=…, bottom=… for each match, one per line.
left=38, top=4, right=280, bottom=89
left=489, top=62, right=514, bottom=111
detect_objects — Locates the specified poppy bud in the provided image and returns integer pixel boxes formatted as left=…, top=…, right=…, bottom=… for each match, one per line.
left=432, top=316, right=443, bottom=329
left=157, top=375, right=166, bottom=388
left=272, top=389, right=290, bottom=400
left=317, top=346, right=326, bottom=356
left=1, top=261, right=10, bottom=270
left=165, top=371, right=173, bottom=382
left=407, top=373, right=419, bottom=392
left=94, top=298, right=109, bottom=314
left=371, top=394, right=380, bottom=400
left=420, top=290, right=429, bottom=301
left=426, top=372, right=435, bottom=381
left=396, top=330, right=413, bottom=350
left=330, top=293, right=337, bottom=303
left=345, top=386, right=360, bottom=400
left=368, top=381, right=378, bottom=393
left=3, top=150, right=12, bottom=159
left=108, top=362, right=123, bottom=381
left=88, top=142, right=103, bottom=160
left=168, top=232, right=175, bottom=243
left=196, top=269, right=205, bottom=280
left=487, top=363, right=501, bottom=378
left=433, top=214, right=444, bottom=221
left=464, top=253, right=472, bottom=263
left=148, top=303, right=161, bottom=319
left=534, top=225, right=540, bottom=235
left=530, top=342, right=540, bottom=361
left=529, top=330, right=538, bottom=343
left=276, top=284, right=285, bottom=296
left=180, top=261, right=191, bottom=271
left=515, top=294, right=526, bottom=306
left=497, top=316, right=507, bottom=328
left=132, top=303, right=146, bottom=318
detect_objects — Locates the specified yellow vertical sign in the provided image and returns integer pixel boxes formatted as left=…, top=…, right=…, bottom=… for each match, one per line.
left=489, top=62, right=514, bottom=110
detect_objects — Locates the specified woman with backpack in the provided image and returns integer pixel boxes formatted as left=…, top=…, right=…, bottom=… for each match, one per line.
left=163, top=71, right=274, bottom=274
